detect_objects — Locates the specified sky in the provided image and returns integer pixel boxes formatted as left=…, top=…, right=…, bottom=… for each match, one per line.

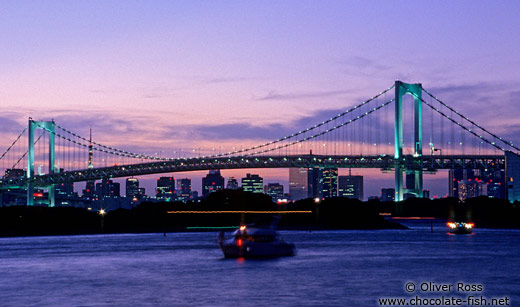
left=1, top=0, right=520, bottom=198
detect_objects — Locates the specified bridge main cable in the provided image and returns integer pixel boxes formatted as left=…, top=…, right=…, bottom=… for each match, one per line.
left=402, top=84, right=520, bottom=153
left=422, top=87, right=520, bottom=152
left=214, top=84, right=396, bottom=158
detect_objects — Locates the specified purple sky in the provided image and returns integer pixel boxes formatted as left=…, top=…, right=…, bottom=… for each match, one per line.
left=1, top=1, right=520, bottom=198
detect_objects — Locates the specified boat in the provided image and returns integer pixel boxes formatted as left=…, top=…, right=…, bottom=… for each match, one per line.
left=447, top=222, right=474, bottom=234
left=218, top=225, right=296, bottom=258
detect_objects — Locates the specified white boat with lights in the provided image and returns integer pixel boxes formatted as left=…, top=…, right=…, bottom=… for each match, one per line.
left=447, top=222, right=474, bottom=234
left=218, top=225, right=296, bottom=258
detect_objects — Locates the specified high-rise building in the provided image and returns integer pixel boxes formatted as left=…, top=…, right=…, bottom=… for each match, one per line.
left=242, top=173, right=263, bottom=193
left=458, top=179, right=479, bottom=201
left=226, top=177, right=239, bottom=190
left=307, top=167, right=323, bottom=199
left=156, top=176, right=175, bottom=201
left=126, top=177, right=140, bottom=198
left=55, top=182, right=74, bottom=198
left=449, top=169, right=476, bottom=198
left=265, top=183, right=284, bottom=200
left=83, top=180, right=96, bottom=200
left=480, top=169, right=506, bottom=199
left=338, top=173, right=363, bottom=200
left=322, top=168, right=338, bottom=198
left=506, top=151, right=520, bottom=202
left=450, top=168, right=506, bottom=200
left=202, top=170, right=224, bottom=198
left=177, top=178, right=192, bottom=202
left=380, top=188, right=395, bottom=202
left=96, top=179, right=120, bottom=199
left=289, top=168, right=308, bottom=201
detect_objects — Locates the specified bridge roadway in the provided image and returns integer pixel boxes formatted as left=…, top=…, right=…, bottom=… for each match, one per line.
left=0, top=154, right=505, bottom=188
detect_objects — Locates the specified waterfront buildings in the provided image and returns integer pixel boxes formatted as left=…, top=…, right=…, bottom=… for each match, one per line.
left=242, top=173, right=263, bottom=193
left=449, top=168, right=506, bottom=201
left=126, top=177, right=139, bottom=198
left=265, top=183, right=284, bottom=200
left=322, top=168, right=338, bottom=198
left=96, top=179, right=120, bottom=199
left=307, top=167, right=323, bottom=199
left=338, top=174, right=364, bottom=200
left=289, top=168, right=308, bottom=201
left=202, top=170, right=224, bottom=197
left=156, top=176, right=175, bottom=201
left=226, top=177, right=239, bottom=190
left=177, top=178, right=192, bottom=202
left=506, top=151, right=520, bottom=202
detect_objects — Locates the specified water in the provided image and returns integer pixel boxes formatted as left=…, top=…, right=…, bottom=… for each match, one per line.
left=0, top=223, right=519, bottom=306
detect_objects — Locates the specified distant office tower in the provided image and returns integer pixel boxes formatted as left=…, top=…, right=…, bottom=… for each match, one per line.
left=177, top=178, right=192, bottom=202
left=226, top=177, right=239, bottom=190
left=338, top=174, right=363, bottom=200
left=307, top=167, right=323, bottom=199
left=126, top=177, right=140, bottom=198
left=289, top=168, right=308, bottom=201
left=156, top=176, right=175, bottom=201
left=449, top=169, right=476, bottom=198
left=265, top=183, right=284, bottom=200
left=380, top=188, right=395, bottom=202
left=480, top=169, right=505, bottom=199
left=83, top=180, right=96, bottom=200
left=458, top=180, right=479, bottom=201
left=242, top=173, right=263, bottom=193
left=322, top=168, right=338, bottom=198
left=96, top=179, right=120, bottom=199
left=202, top=170, right=224, bottom=198
left=506, top=151, right=520, bottom=202
left=54, top=167, right=74, bottom=198
left=450, top=168, right=506, bottom=200
left=55, top=182, right=74, bottom=198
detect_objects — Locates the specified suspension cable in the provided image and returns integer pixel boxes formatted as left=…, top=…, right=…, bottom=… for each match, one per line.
left=403, top=85, right=515, bottom=153
left=422, top=88, right=519, bottom=152
left=0, top=127, right=27, bottom=161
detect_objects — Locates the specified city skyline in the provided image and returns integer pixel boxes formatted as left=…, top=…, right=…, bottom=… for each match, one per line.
left=1, top=1, right=520, bottom=198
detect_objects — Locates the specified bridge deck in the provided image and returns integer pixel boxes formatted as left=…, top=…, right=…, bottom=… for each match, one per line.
left=0, top=154, right=505, bottom=189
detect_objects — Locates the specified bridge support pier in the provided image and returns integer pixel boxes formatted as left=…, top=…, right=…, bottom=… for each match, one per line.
left=27, top=119, right=55, bottom=207
left=394, top=81, right=424, bottom=201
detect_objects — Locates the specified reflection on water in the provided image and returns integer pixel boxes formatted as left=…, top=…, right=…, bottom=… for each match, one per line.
left=0, top=222, right=519, bottom=306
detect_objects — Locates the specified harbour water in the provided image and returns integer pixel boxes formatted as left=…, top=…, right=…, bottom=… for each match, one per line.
left=0, top=222, right=519, bottom=306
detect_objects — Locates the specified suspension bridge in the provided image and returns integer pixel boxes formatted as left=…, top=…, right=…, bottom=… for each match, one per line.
left=1, top=81, right=519, bottom=206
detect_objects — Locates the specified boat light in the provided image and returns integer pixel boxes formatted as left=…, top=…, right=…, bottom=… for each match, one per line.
left=237, top=239, right=242, bottom=247
left=239, top=225, right=246, bottom=231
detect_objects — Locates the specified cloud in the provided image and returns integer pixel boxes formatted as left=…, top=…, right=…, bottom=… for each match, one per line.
left=340, top=56, right=392, bottom=71
left=256, top=89, right=352, bottom=101
left=0, top=115, right=26, bottom=133
left=333, top=56, right=393, bottom=78
left=202, top=76, right=258, bottom=84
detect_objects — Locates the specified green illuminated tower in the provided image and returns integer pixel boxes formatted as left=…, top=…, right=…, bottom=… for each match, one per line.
left=394, top=81, right=423, bottom=201
left=27, top=118, right=55, bottom=206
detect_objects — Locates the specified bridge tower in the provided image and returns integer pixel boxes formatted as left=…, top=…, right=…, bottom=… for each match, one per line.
left=27, top=118, right=55, bottom=206
left=394, top=81, right=423, bottom=201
